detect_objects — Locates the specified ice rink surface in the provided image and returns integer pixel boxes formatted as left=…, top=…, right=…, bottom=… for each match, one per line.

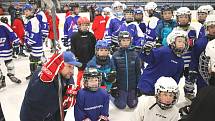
left=0, top=12, right=198, bottom=121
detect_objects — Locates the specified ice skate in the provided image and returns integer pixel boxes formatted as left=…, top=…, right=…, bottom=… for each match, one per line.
left=7, top=73, right=21, bottom=84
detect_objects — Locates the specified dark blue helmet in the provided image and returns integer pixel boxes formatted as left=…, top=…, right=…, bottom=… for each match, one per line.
left=161, top=4, right=173, bottom=13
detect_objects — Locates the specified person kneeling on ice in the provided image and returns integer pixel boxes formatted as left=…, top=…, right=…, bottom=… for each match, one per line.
left=87, top=40, right=116, bottom=92
left=131, top=76, right=180, bottom=121
left=74, top=68, right=109, bottom=121
left=20, top=51, right=82, bottom=121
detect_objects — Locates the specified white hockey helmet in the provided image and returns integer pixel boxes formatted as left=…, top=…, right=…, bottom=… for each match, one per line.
left=103, top=7, right=112, bottom=13
left=176, top=7, right=191, bottom=16
left=199, top=39, right=215, bottom=84
left=167, top=30, right=189, bottom=57
left=155, top=76, right=179, bottom=110
left=145, top=2, right=157, bottom=11
left=111, top=1, right=123, bottom=10
left=205, top=5, right=214, bottom=15
left=205, top=14, right=215, bottom=29
left=197, top=5, right=209, bottom=14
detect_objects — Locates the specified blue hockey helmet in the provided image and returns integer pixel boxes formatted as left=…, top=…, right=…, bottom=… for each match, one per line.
left=95, top=7, right=103, bottom=13
left=23, top=4, right=33, bottom=11
left=95, top=40, right=110, bottom=50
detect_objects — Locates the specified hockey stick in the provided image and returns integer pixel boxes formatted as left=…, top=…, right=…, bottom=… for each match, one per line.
left=42, top=0, right=64, bottom=120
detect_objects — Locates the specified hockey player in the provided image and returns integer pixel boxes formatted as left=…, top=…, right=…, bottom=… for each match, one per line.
left=132, top=76, right=180, bottom=121
left=23, top=4, right=43, bottom=80
left=74, top=68, right=109, bottom=121
left=63, top=3, right=80, bottom=47
left=155, top=4, right=177, bottom=46
left=45, top=9, right=60, bottom=53
left=92, top=7, right=107, bottom=40
left=30, top=0, right=49, bottom=40
left=112, top=31, right=141, bottom=109
left=103, top=7, right=112, bottom=22
left=184, top=15, right=215, bottom=100
left=87, top=40, right=116, bottom=91
left=20, top=51, right=82, bottom=121
left=134, top=8, right=146, bottom=34
left=70, top=17, right=96, bottom=89
left=0, top=21, right=21, bottom=89
left=138, top=30, right=188, bottom=95
left=112, top=8, right=145, bottom=47
left=104, top=1, right=125, bottom=45
left=144, top=2, right=160, bottom=42
left=12, top=10, right=27, bottom=57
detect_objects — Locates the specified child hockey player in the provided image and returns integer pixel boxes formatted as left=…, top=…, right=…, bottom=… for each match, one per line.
left=138, top=30, right=188, bottom=95
left=70, top=17, right=96, bottom=89
left=12, top=10, right=27, bottom=57
left=112, top=8, right=145, bottom=47
left=184, top=15, right=215, bottom=100
left=30, top=0, right=49, bottom=40
left=132, top=76, right=180, bottom=121
left=63, top=3, right=80, bottom=47
left=134, top=8, right=146, bottom=34
left=104, top=1, right=125, bottom=45
left=112, top=31, right=141, bottom=109
left=87, top=40, right=116, bottom=91
left=74, top=68, right=109, bottom=121
left=23, top=4, right=43, bottom=80
left=92, top=7, right=107, bottom=40
left=0, top=21, right=21, bottom=90
left=155, top=4, right=177, bottom=46
left=144, top=2, right=160, bottom=42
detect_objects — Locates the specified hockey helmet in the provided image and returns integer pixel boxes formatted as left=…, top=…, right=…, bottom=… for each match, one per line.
left=205, top=14, right=215, bottom=29
left=145, top=2, right=157, bottom=11
left=161, top=4, right=173, bottom=14
left=23, top=4, right=33, bottom=11
left=167, top=30, right=189, bottom=57
left=118, top=31, right=131, bottom=42
left=155, top=76, right=179, bottom=110
left=95, top=40, right=110, bottom=50
left=83, top=68, right=102, bottom=91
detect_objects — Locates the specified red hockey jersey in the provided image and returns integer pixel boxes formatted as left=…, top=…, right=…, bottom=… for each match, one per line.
left=92, top=15, right=106, bottom=40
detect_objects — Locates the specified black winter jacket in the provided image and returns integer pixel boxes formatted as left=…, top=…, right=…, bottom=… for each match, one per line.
left=112, top=47, right=141, bottom=91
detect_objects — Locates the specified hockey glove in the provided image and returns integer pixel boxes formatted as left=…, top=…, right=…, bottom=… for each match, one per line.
left=184, top=81, right=195, bottom=101
left=107, top=71, right=116, bottom=83
left=63, top=84, right=78, bottom=110
left=188, top=71, right=198, bottom=83
left=40, top=52, right=64, bottom=83
left=179, top=105, right=190, bottom=118
left=142, top=41, right=156, bottom=55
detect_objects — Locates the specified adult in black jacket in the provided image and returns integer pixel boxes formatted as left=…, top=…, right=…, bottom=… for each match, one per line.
left=112, top=31, right=141, bottom=109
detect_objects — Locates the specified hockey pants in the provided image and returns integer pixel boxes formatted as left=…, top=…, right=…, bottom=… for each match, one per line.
left=29, top=55, right=41, bottom=75
left=114, top=89, right=138, bottom=109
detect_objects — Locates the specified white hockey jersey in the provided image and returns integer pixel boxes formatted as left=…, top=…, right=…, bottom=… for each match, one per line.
left=131, top=96, right=179, bottom=121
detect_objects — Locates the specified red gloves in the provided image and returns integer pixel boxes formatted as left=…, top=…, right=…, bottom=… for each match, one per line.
left=40, top=52, right=65, bottom=83
left=63, top=84, right=78, bottom=110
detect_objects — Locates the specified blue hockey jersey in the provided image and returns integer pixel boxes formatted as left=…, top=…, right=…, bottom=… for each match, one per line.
left=145, top=16, right=160, bottom=42
left=112, top=21, right=145, bottom=46
left=35, top=9, right=49, bottom=37
left=104, top=16, right=125, bottom=44
left=64, top=15, right=80, bottom=39
left=0, top=22, right=19, bottom=60
left=24, top=16, right=43, bottom=57
left=138, top=46, right=184, bottom=95
left=189, top=36, right=208, bottom=89
left=74, top=88, right=109, bottom=121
